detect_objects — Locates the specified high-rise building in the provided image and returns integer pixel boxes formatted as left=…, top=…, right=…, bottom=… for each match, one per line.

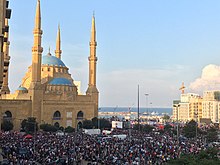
left=0, top=0, right=99, bottom=130
left=0, top=0, right=11, bottom=91
left=202, top=91, right=220, bottom=123
left=172, top=93, right=202, bottom=122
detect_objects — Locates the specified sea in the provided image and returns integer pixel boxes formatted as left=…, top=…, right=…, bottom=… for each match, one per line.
left=99, top=107, right=172, bottom=116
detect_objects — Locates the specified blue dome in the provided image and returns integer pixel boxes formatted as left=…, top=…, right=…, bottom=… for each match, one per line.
left=42, top=55, right=65, bottom=66
left=17, top=86, right=28, bottom=91
left=49, top=78, right=72, bottom=86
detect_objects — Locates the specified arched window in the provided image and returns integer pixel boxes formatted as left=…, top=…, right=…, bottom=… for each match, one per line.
left=53, top=111, right=61, bottom=120
left=4, top=111, right=12, bottom=120
left=77, top=111, right=83, bottom=119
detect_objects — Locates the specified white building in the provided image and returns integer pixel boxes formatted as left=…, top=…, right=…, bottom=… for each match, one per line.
left=202, top=91, right=220, bottom=123
left=173, top=93, right=202, bottom=122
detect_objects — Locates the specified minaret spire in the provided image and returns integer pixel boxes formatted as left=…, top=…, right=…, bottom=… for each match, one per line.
left=31, top=0, right=43, bottom=86
left=87, top=14, right=97, bottom=89
left=35, top=0, right=41, bottom=30
left=55, top=24, right=62, bottom=59
left=86, top=14, right=99, bottom=117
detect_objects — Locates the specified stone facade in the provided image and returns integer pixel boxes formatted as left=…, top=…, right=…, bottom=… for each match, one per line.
left=0, top=0, right=99, bottom=130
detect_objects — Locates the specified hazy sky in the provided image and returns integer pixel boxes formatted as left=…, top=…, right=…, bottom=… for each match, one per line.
left=8, top=0, right=220, bottom=108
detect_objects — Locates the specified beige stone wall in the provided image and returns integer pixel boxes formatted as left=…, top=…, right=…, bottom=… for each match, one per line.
left=0, top=97, right=97, bottom=130
left=40, top=100, right=96, bottom=128
left=0, top=100, right=32, bottom=130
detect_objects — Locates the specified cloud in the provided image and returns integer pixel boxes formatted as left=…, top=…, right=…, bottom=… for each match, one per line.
left=189, top=64, right=220, bottom=93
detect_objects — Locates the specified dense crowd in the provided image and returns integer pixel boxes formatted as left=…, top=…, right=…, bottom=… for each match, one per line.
left=0, top=129, right=213, bottom=165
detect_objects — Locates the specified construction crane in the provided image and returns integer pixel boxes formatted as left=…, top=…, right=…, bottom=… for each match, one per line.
left=179, top=82, right=186, bottom=94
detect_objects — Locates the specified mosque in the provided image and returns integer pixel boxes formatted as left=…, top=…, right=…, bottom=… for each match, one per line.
left=0, top=0, right=99, bottom=130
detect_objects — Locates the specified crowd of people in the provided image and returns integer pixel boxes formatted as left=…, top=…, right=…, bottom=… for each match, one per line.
left=0, top=128, right=215, bottom=165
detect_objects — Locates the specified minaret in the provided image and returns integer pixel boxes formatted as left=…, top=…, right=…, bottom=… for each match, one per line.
left=87, top=14, right=98, bottom=91
left=30, top=0, right=43, bottom=120
left=86, top=14, right=99, bottom=116
left=1, top=18, right=10, bottom=94
left=55, top=24, right=62, bottom=59
left=31, top=0, right=43, bottom=87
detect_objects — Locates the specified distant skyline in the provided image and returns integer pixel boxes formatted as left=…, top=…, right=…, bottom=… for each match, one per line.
left=8, top=0, right=220, bottom=108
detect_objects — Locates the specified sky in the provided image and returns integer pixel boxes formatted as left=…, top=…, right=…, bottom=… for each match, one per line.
left=7, top=0, right=220, bottom=108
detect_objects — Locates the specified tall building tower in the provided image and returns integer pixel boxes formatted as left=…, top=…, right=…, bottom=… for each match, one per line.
left=0, top=0, right=11, bottom=91
left=1, top=18, right=10, bottom=94
left=55, top=25, right=62, bottom=59
left=30, top=0, right=43, bottom=119
left=86, top=15, right=99, bottom=116
left=31, top=0, right=43, bottom=88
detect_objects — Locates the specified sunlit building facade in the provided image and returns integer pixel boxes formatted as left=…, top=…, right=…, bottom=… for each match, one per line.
left=202, top=91, right=220, bottom=123
left=0, top=0, right=99, bottom=130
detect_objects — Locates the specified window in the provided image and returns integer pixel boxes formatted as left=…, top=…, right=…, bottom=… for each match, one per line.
left=77, top=111, right=83, bottom=119
left=53, top=111, right=61, bottom=120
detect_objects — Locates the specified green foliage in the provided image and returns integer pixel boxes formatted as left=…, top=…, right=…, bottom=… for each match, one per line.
left=143, top=124, right=154, bottom=133
left=40, top=123, right=58, bottom=132
left=82, top=119, right=93, bottom=129
left=133, top=124, right=154, bottom=133
left=164, top=124, right=172, bottom=131
left=1, top=120, right=13, bottom=131
left=182, top=120, right=199, bottom=138
left=166, top=147, right=220, bottom=165
left=99, top=118, right=111, bottom=129
left=21, top=117, right=38, bottom=134
left=206, top=127, right=218, bottom=143
left=91, top=117, right=111, bottom=129
left=65, top=126, right=75, bottom=133
left=163, top=114, right=170, bottom=120
left=133, top=124, right=142, bottom=131
left=91, top=117, right=98, bottom=128
left=59, top=126, right=64, bottom=131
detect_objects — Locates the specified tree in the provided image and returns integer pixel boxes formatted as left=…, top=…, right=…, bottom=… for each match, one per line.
left=82, top=119, right=93, bottom=129
left=21, top=117, right=38, bottom=134
left=167, top=147, right=220, bottom=165
left=99, top=118, right=111, bottom=129
left=163, top=114, right=170, bottom=122
left=1, top=120, right=13, bottom=131
left=40, top=124, right=58, bottom=132
left=143, top=124, right=154, bottom=133
left=164, top=124, right=172, bottom=132
left=65, top=126, right=75, bottom=133
left=206, top=127, right=218, bottom=143
left=91, top=117, right=98, bottom=128
left=182, top=120, right=199, bottom=138
left=133, top=124, right=143, bottom=131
